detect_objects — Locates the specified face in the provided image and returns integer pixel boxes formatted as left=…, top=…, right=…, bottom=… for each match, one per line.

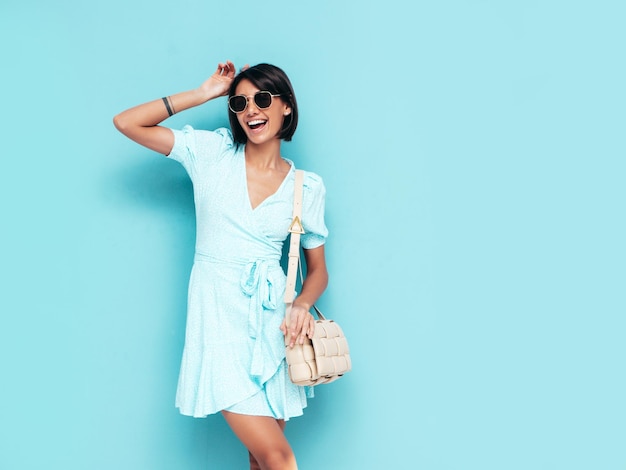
left=233, top=79, right=291, bottom=146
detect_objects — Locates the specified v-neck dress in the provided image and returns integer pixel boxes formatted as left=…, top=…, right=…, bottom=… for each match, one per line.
left=167, top=126, right=328, bottom=420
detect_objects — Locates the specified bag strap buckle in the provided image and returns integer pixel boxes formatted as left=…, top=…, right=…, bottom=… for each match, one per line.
left=288, top=215, right=305, bottom=234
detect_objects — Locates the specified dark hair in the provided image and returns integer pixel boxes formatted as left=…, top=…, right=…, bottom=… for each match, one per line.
left=228, top=63, right=299, bottom=144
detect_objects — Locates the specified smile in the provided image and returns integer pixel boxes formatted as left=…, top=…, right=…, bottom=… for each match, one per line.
left=247, top=119, right=267, bottom=130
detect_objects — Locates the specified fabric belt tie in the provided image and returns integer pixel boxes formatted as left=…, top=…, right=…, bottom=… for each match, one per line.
left=240, top=259, right=279, bottom=377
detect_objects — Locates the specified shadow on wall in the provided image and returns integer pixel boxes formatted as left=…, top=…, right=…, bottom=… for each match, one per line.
left=110, top=153, right=195, bottom=217
left=109, top=115, right=230, bottom=217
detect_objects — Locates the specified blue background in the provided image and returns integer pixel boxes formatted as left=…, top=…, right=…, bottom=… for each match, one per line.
left=1, top=0, right=624, bottom=469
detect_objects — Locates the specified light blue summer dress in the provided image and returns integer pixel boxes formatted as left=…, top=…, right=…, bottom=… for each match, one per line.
left=167, top=126, right=328, bottom=420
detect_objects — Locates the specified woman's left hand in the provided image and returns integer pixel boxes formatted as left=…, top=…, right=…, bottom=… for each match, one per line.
left=280, top=304, right=315, bottom=348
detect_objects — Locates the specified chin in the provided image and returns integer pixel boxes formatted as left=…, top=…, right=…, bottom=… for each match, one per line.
left=246, top=131, right=280, bottom=145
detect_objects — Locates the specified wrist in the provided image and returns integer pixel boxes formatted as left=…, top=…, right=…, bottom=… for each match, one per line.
left=292, top=300, right=311, bottom=312
left=195, top=85, right=224, bottom=103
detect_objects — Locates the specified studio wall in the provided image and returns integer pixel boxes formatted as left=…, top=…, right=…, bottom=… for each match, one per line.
left=1, top=1, right=624, bottom=468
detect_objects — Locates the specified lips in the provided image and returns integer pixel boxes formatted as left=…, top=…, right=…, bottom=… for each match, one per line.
left=247, top=119, right=267, bottom=131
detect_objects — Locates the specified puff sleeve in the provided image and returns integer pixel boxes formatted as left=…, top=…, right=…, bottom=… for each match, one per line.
left=167, top=126, right=235, bottom=179
left=301, top=172, right=329, bottom=249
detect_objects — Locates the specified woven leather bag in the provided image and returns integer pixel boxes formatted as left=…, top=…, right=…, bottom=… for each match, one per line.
left=283, top=170, right=351, bottom=386
left=285, top=306, right=351, bottom=386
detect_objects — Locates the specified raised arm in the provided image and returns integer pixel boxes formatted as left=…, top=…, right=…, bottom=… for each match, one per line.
left=112, top=60, right=241, bottom=155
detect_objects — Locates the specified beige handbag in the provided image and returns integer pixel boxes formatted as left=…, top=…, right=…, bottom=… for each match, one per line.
left=283, top=170, right=351, bottom=386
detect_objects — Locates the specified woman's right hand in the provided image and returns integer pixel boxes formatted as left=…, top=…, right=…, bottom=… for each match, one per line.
left=198, top=61, right=248, bottom=99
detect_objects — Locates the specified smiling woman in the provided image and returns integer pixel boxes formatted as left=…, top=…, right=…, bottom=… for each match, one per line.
left=226, top=64, right=299, bottom=146
left=113, top=61, right=329, bottom=470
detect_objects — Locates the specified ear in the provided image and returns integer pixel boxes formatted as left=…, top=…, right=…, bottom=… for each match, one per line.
left=282, top=101, right=292, bottom=116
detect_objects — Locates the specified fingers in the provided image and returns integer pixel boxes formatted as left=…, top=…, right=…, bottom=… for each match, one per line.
left=224, top=60, right=236, bottom=77
left=306, top=316, right=315, bottom=339
left=298, top=318, right=313, bottom=345
left=289, top=308, right=305, bottom=340
left=215, top=60, right=236, bottom=77
left=286, top=308, right=315, bottom=348
left=298, top=315, right=315, bottom=342
left=214, top=61, right=249, bottom=82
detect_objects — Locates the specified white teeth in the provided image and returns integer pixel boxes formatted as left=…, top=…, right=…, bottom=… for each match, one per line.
left=248, top=120, right=266, bottom=126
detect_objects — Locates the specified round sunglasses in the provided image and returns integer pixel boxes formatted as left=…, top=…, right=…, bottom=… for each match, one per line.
left=228, top=91, right=282, bottom=113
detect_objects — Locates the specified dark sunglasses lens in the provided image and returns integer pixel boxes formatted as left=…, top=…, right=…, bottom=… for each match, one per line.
left=229, top=96, right=247, bottom=112
left=254, top=92, right=273, bottom=109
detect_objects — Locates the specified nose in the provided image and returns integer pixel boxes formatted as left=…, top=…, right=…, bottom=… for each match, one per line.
left=245, top=97, right=259, bottom=115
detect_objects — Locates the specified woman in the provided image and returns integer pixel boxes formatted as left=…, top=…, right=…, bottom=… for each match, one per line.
left=113, top=61, right=329, bottom=470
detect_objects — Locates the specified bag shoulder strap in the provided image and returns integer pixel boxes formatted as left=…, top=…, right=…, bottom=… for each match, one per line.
left=284, top=170, right=326, bottom=326
left=285, top=169, right=305, bottom=306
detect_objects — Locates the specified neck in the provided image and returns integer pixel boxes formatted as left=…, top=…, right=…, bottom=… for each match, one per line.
left=244, top=139, right=284, bottom=169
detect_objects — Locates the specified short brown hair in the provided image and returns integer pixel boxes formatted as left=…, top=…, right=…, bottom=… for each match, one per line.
left=228, top=63, right=299, bottom=144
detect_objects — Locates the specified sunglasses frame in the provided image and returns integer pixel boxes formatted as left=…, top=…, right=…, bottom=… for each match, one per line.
left=228, top=91, right=283, bottom=114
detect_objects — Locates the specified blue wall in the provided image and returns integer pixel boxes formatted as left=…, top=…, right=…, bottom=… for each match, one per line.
left=1, top=1, right=624, bottom=469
